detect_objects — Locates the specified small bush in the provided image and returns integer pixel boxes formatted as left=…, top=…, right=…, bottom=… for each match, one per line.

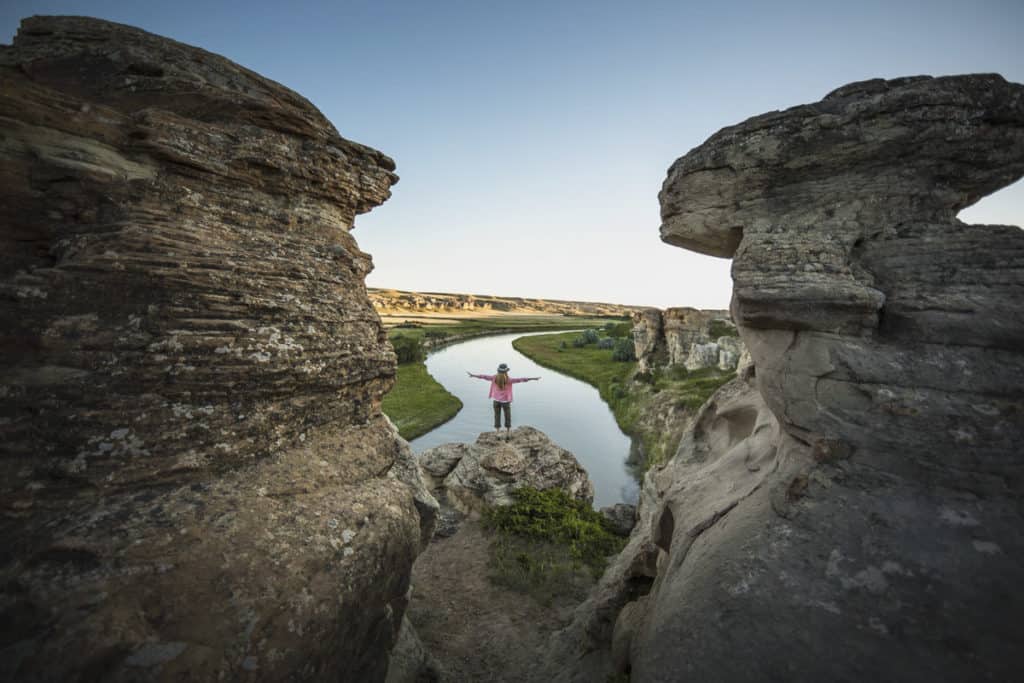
left=582, top=329, right=600, bottom=344
left=391, top=335, right=425, bottom=364
left=709, top=319, right=739, bottom=339
left=597, top=338, right=615, bottom=350
left=559, top=341, right=568, bottom=349
left=483, top=487, right=625, bottom=576
left=604, top=322, right=632, bottom=338
left=572, top=336, right=588, bottom=348
left=612, top=338, right=636, bottom=362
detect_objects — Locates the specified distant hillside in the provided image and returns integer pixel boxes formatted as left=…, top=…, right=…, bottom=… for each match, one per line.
left=368, top=288, right=645, bottom=318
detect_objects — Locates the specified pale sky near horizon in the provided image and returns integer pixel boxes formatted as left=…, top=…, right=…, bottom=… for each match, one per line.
left=3, top=1, right=1022, bottom=309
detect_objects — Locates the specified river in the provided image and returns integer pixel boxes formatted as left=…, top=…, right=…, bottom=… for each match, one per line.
left=410, top=331, right=640, bottom=507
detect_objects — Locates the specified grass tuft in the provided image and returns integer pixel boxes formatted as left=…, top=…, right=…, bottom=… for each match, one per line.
left=483, top=487, right=626, bottom=605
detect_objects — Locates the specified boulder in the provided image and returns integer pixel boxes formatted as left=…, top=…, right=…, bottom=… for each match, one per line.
left=0, top=16, right=435, bottom=682
left=599, top=503, right=637, bottom=538
left=419, top=427, right=594, bottom=513
left=551, top=74, right=1024, bottom=682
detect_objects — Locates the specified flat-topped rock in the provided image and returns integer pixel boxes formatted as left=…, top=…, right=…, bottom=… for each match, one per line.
left=420, top=427, right=595, bottom=514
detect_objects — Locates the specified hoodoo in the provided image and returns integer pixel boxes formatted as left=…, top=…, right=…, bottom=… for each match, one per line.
left=0, top=16, right=435, bottom=681
left=550, top=74, right=1024, bottom=682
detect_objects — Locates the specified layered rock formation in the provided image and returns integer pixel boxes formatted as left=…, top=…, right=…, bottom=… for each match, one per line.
left=631, top=306, right=745, bottom=373
left=370, top=287, right=643, bottom=318
left=419, top=427, right=594, bottom=514
left=0, top=16, right=435, bottom=681
left=551, top=74, right=1024, bottom=682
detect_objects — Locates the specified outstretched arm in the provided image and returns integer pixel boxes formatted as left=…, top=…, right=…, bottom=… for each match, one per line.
left=511, top=376, right=541, bottom=383
left=467, top=372, right=494, bottom=380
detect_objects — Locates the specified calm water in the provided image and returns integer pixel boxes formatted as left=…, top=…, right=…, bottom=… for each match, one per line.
left=410, top=332, right=639, bottom=507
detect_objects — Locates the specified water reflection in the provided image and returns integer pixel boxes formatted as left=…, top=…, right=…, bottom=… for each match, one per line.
left=410, top=332, right=640, bottom=507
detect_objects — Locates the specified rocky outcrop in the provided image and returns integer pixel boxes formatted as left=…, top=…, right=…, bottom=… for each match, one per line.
left=631, top=306, right=743, bottom=373
left=419, top=427, right=594, bottom=514
left=370, top=288, right=644, bottom=318
left=0, top=16, right=436, bottom=681
left=551, top=74, right=1024, bottom=682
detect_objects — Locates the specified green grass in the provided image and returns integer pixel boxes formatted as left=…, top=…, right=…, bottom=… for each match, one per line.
left=513, top=330, right=737, bottom=471
left=381, top=315, right=626, bottom=440
left=387, top=314, right=624, bottom=345
left=381, top=362, right=463, bottom=440
left=483, top=487, right=626, bottom=605
left=511, top=331, right=636, bottom=416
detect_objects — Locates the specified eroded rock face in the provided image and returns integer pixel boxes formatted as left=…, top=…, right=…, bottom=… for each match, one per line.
left=370, top=288, right=643, bottom=318
left=0, top=16, right=435, bottom=681
left=631, top=306, right=743, bottom=373
left=551, top=75, right=1024, bottom=682
left=419, top=427, right=595, bottom=513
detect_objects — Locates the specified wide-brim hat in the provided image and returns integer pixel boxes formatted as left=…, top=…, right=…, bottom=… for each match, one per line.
left=497, top=363, right=509, bottom=373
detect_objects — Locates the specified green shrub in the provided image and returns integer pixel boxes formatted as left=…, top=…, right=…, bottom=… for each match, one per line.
left=483, top=487, right=625, bottom=577
left=582, top=328, right=600, bottom=344
left=604, top=322, right=632, bottom=338
left=597, top=337, right=616, bottom=350
left=572, top=336, right=588, bottom=348
left=709, top=319, right=739, bottom=339
left=612, top=338, right=636, bottom=362
left=391, top=335, right=425, bottom=364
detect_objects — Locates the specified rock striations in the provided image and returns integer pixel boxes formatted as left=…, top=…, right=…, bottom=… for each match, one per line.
left=0, top=16, right=435, bottom=681
left=551, top=75, right=1024, bottom=682
left=630, top=306, right=746, bottom=373
left=369, top=288, right=643, bottom=318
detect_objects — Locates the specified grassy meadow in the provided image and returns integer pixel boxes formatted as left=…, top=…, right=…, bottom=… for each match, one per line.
left=381, top=314, right=628, bottom=441
left=512, top=328, right=736, bottom=470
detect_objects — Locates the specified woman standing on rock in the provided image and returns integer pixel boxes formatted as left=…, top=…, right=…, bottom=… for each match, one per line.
left=467, top=363, right=540, bottom=438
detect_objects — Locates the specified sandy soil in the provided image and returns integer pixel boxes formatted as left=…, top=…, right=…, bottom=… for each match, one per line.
left=408, top=519, right=579, bottom=682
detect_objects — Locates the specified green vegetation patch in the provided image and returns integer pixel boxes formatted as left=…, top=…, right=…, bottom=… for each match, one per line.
left=381, top=316, right=611, bottom=441
left=512, top=331, right=635, bottom=402
left=381, top=362, right=463, bottom=440
left=483, top=487, right=626, bottom=604
left=513, top=330, right=738, bottom=472
left=708, top=319, right=739, bottom=339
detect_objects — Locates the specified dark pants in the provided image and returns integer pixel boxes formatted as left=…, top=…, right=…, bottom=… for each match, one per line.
left=493, top=401, right=511, bottom=429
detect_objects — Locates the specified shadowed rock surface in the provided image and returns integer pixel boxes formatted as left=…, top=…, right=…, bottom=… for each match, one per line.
left=0, top=16, right=437, bottom=681
left=419, top=427, right=594, bottom=514
left=549, top=74, right=1024, bottom=682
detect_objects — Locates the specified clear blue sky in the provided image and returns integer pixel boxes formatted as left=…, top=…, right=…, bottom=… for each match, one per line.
left=3, top=1, right=1022, bottom=308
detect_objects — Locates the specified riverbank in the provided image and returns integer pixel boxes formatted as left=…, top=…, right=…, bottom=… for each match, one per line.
left=512, top=330, right=736, bottom=470
left=382, top=315, right=625, bottom=441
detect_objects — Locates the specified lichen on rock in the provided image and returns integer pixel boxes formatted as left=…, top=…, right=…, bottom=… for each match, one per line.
left=419, top=427, right=595, bottom=515
left=549, top=74, right=1024, bottom=683
left=0, top=15, right=435, bottom=682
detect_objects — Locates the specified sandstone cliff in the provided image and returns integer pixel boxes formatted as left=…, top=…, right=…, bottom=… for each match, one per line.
left=370, top=287, right=643, bottom=318
left=0, top=16, right=435, bottom=681
left=550, top=74, right=1024, bottom=682
left=631, top=306, right=746, bottom=373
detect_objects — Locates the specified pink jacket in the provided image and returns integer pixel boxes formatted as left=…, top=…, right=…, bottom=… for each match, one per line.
left=469, top=374, right=533, bottom=402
